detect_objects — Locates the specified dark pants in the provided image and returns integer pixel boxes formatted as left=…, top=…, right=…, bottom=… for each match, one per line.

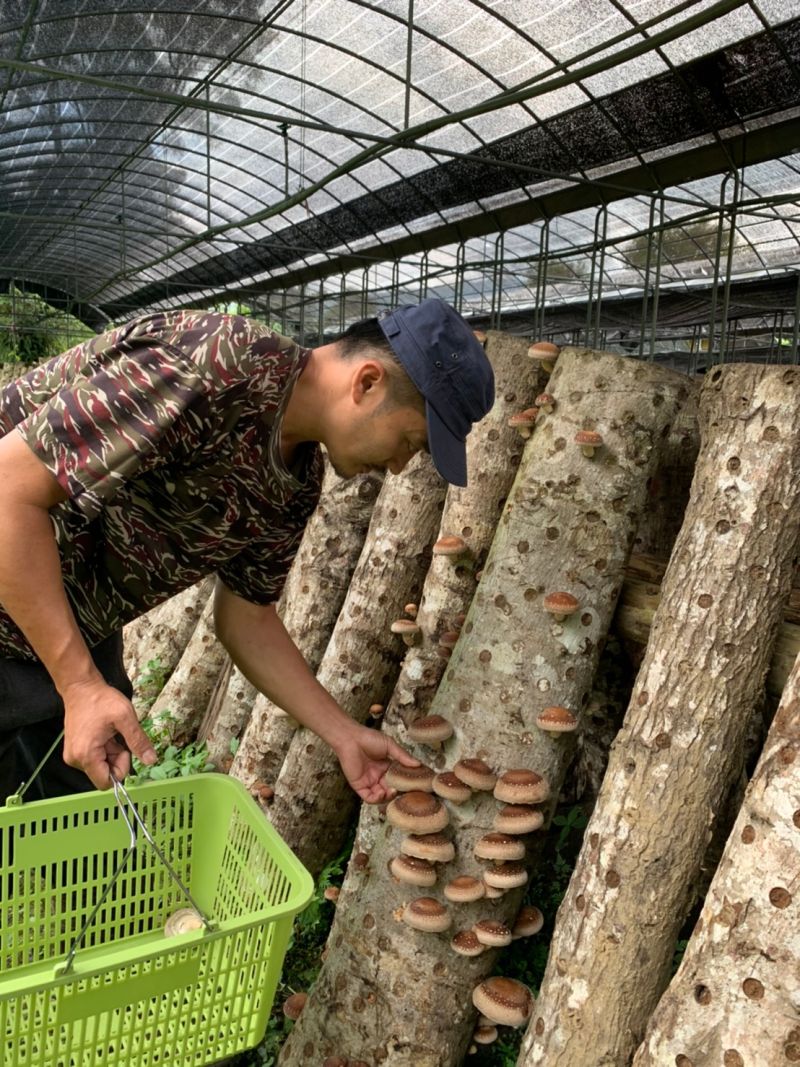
left=0, top=632, right=133, bottom=803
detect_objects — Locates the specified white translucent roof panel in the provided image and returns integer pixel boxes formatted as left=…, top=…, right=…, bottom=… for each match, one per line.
left=0, top=0, right=798, bottom=322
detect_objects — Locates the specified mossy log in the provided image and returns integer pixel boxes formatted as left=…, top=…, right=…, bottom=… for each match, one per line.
left=279, top=347, right=691, bottom=1067
left=521, top=363, right=800, bottom=1067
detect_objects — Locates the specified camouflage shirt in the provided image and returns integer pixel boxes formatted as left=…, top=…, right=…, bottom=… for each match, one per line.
left=0, top=310, right=323, bottom=661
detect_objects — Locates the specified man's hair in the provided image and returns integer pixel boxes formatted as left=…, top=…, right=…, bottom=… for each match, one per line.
left=335, top=317, right=425, bottom=414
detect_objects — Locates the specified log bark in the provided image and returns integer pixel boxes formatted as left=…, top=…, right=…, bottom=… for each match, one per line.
left=123, top=577, right=213, bottom=711
left=520, top=362, right=800, bottom=1067
left=148, top=592, right=228, bottom=744
left=614, top=556, right=800, bottom=700
left=197, top=658, right=242, bottom=768
left=279, top=347, right=691, bottom=1067
left=385, top=330, right=547, bottom=740
left=632, top=387, right=700, bottom=559
left=268, top=452, right=447, bottom=875
left=632, top=649, right=800, bottom=1067
left=228, top=465, right=384, bottom=789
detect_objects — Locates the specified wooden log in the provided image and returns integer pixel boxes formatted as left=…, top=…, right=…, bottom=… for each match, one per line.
left=632, top=388, right=700, bottom=559
left=211, top=465, right=384, bottom=778
left=328, top=332, right=545, bottom=859
left=521, top=362, right=800, bottom=1067
left=268, top=451, right=447, bottom=875
left=123, top=577, right=213, bottom=711
left=632, top=649, right=800, bottom=1067
left=386, top=330, right=547, bottom=740
left=279, top=347, right=691, bottom=1067
left=148, top=592, right=228, bottom=744
left=615, top=555, right=800, bottom=699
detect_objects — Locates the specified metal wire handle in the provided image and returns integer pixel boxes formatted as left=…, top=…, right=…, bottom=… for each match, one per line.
left=55, top=773, right=215, bottom=977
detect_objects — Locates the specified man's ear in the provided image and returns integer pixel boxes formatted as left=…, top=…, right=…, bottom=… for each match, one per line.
left=352, top=360, right=386, bottom=405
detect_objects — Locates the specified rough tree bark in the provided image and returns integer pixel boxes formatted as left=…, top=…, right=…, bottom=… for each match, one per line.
left=632, top=648, right=800, bottom=1067
left=279, top=347, right=690, bottom=1067
left=520, top=362, right=800, bottom=1067
left=613, top=556, right=800, bottom=700
left=148, top=592, right=228, bottom=744
left=632, top=386, right=699, bottom=558
left=206, top=465, right=384, bottom=776
left=268, top=452, right=446, bottom=875
left=123, top=577, right=213, bottom=709
left=386, top=331, right=546, bottom=740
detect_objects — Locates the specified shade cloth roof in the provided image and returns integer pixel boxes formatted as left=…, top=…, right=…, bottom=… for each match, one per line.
left=1, top=0, right=799, bottom=330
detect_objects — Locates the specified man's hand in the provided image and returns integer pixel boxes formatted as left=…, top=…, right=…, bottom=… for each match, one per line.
left=61, top=678, right=158, bottom=788
left=333, top=724, right=420, bottom=804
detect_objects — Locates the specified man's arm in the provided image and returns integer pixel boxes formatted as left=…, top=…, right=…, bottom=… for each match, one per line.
left=0, top=432, right=157, bottom=786
left=213, top=578, right=419, bottom=803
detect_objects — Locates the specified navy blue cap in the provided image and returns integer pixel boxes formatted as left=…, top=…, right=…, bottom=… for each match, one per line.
left=378, top=299, right=494, bottom=486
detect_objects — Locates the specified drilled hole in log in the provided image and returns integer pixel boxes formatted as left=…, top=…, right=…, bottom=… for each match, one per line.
left=769, top=887, right=792, bottom=908
left=741, top=825, right=756, bottom=843
left=694, top=984, right=712, bottom=1005
left=723, top=1052, right=744, bottom=1067
left=742, top=977, right=764, bottom=999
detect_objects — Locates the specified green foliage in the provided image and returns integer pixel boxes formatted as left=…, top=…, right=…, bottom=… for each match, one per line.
left=130, top=708, right=215, bottom=782
left=0, top=285, right=93, bottom=365
left=134, top=657, right=170, bottom=711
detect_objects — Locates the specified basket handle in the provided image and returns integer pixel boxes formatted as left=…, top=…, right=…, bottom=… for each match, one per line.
left=55, top=774, right=215, bottom=977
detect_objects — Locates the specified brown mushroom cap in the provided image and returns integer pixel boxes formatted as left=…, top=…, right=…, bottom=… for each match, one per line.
left=386, top=791, right=449, bottom=834
left=282, top=991, right=308, bottom=1021
left=403, top=602, right=418, bottom=618
left=493, top=769, right=550, bottom=805
left=437, top=630, right=460, bottom=650
left=575, top=429, right=603, bottom=456
left=472, top=976, right=534, bottom=1027
left=535, top=392, right=555, bottom=412
left=384, top=761, right=436, bottom=792
left=483, top=862, right=529, bottom=890
left=408, top=715, right=454, bottom=746
left=401, top=832, right=455, bottom=863
left=432, top=534, right=469, bottom=558
left=473, top=919, right=513, bottom=947
left=389, top=854, right=438, bottom=887
left=451, top=929, right=485, bottom=957
left=543, top=591, right=579, bottom=618
left=432, top=771, right=472, bottom=804
left=403, top=896, right=451, bottom=933
left=473, top=1023, right=499, bottom=1045
left=474, top=832, right=526, bottom=862
left=512, top=904, right=545, bottom=938
left=390, top=618, right=421, bottom=635
left=526, top=340, right=559, bottom=360
left=536, top=706, right=579, bottom=733
left=444, top=875, right=485, bottom=903
left=453, top=758, right=497, bottom=791
left=508, top=409, right=537, bottom=436
left=493, top=804, right=545, bottom=835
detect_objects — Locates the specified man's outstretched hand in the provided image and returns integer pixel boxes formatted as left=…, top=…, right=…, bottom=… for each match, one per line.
left=334, top=724, right=420, bottom=804
left=61, top=678, right=158, bottom=788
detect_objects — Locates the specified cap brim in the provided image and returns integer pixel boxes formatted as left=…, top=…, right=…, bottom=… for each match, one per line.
left=427, top=402, right=467, bottom=486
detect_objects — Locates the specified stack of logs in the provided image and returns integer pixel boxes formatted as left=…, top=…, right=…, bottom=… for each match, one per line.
left=124, top=335, right=800, bottom=1066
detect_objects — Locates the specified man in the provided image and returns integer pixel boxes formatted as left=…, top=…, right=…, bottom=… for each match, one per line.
left=0, top=298, right=494, bottom=804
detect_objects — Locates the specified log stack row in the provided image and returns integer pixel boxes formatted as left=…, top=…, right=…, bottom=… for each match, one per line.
left=124, top=337, right=800, bottom=1067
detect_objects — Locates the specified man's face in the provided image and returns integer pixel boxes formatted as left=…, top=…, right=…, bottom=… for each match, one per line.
left=326, top=399, right=429, bottom=481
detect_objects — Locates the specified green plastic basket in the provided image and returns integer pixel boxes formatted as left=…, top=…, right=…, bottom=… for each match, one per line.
left=0, top=774, right=313, bottom=1067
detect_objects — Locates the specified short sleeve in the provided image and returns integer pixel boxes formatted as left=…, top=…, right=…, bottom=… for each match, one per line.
left=17, top=336, right=214, bottom=521
left=217, top=451, right=324, bottom=604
